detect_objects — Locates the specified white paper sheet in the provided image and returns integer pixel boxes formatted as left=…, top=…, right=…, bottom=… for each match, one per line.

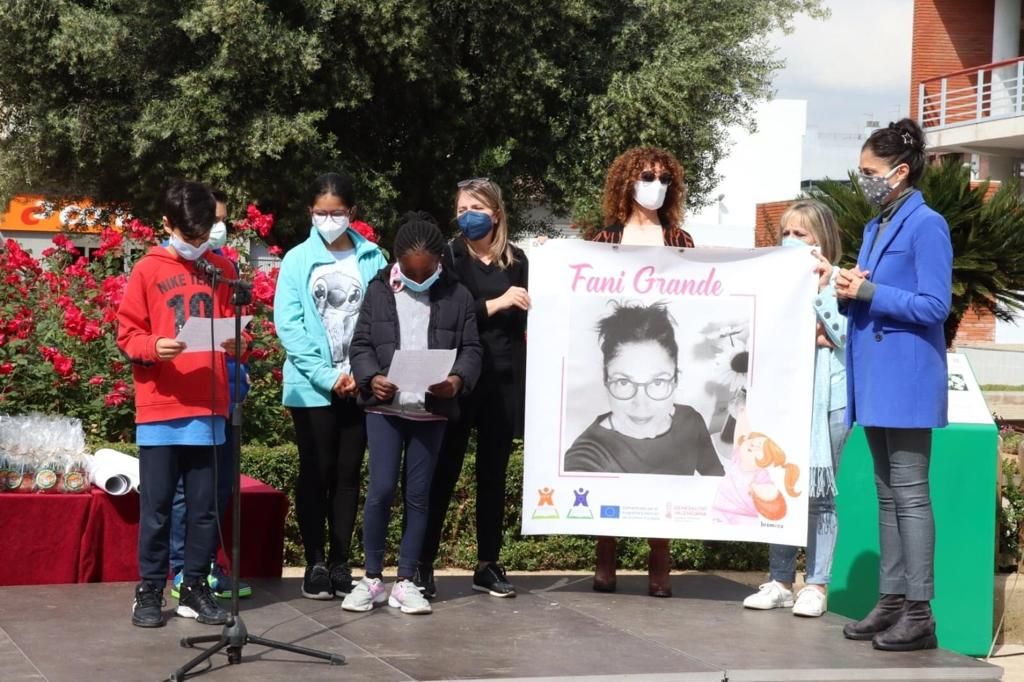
left=386, top=349, right=457, bottom=393
left=175, top=316, right=252, bottom=353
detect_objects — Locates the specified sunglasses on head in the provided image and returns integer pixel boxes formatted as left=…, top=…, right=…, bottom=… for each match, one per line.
left=457, top=176, right=490, bottom=188
left=639, top=171, right=673, bottom=185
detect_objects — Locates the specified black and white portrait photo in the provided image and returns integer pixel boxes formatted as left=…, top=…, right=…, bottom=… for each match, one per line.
left=561, top=296, right=753, bottom=476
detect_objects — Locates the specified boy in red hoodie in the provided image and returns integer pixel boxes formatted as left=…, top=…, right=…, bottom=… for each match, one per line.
left=117, top=181, right=239, bottom=628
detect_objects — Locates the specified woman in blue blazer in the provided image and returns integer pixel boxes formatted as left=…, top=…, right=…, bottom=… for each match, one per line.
left=835, top=119, right=952, bottom=652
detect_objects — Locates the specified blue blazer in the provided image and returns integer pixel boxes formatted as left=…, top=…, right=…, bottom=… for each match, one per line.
left=845, top=190, right=952, bottom=429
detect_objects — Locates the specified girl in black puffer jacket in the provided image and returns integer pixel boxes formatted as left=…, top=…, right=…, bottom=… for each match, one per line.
left=343, top=212, right=482, bottom=616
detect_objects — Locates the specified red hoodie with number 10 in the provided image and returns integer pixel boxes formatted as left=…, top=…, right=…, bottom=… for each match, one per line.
left=116, top=246, right=240, bottom=424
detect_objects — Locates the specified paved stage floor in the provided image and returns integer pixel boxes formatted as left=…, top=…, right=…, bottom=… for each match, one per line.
left=0, top=573, right=1002, bottom=681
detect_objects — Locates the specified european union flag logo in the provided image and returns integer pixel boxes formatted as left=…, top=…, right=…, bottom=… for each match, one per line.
left=600, top=505, right=620, bottom=519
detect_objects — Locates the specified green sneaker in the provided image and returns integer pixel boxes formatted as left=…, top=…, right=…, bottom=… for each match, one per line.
left=209, top=562, right=252, bottom=599
left=170, top=570, right=183, bottom=600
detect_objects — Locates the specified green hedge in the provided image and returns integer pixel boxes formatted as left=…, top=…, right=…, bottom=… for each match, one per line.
left=95, top=441, right=769, bottom=571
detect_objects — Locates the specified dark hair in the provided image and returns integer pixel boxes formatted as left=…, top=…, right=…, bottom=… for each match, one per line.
left=394, top=211, right=445, bottom=257
left=210, top=189, right=227, bottom=204
left=597, top=302, right=679, bottom=378
left=308, top=172, right=355, bottom=208
left=862, top=118, right=927, bottom=185
left=164, top=181, right=216, bottom=239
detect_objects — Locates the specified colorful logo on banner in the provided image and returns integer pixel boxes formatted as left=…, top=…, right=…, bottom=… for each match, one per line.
left=532, top=486, right=559, bottom=519
left=567, top=487, right=593, bottom=519
left=599, top=505, right=620, bottom=519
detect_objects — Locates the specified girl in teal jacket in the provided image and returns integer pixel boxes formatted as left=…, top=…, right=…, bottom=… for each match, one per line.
left=273, top=172, right=387, bottom=601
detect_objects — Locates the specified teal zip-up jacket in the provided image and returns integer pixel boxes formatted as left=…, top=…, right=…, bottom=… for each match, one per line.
left=274, top=226, right=387, bottom=407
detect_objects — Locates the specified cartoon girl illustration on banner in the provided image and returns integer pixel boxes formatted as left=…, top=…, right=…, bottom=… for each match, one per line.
left=563, top=301, right=723, bottom=477
left=712, top=428, right=801, bottom=525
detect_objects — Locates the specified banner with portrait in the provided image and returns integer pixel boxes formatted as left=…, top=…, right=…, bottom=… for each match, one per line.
left=522, top=240, right=818, bottom=546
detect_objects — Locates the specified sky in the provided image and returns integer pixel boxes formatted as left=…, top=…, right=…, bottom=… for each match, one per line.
left=769, top=0, right=915, bottom=178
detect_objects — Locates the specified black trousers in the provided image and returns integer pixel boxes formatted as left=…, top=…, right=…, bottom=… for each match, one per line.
left=138, top=444, right=217, bottom=586
left=421, top=368, right=520, bottom=565
left=290, top=396, right=367, bottom=567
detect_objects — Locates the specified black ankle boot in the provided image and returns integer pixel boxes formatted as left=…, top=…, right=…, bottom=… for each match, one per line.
left=842, top=594, right=905, bottom=641
left=872, top=600, right=937, bottom=651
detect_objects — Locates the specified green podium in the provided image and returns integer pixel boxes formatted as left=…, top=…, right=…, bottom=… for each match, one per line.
left=830, top=353, right=999, bottom=656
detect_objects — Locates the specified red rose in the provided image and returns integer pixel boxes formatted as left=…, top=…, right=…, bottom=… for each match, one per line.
left=271, top=368, right=283, bottom=382
left=268, top=245, right=283, bottom=257
left=104, top=391, right=129, bottom=407
left=88, top=375, right=105, bottom=386
left=0, top=362, right=13, bottom=375
left=351, top=220, right=379, bottom=243
left=51, top=353, right=74, bottom=378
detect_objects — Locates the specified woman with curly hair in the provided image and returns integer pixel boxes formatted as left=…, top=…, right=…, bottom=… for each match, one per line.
left=589, top=146, right=696, bottom=598
left=590, top=146, right=694, bottom=248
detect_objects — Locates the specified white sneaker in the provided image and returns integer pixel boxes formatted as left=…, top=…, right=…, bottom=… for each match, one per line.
left=792, top=587, right=827, bottom=617
left=742, top=581, right=794, bottom=610
left=341, top=577, right=387, bottom=612
left=388, top=579, right=432, bottom=614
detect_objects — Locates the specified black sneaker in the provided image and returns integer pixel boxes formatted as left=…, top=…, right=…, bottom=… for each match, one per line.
left=413, top=563, right=436, bottom=600
left=176, top=580, right=229, bottom=624
left=302, top=562, right=334, bottom=600
left=472, top=563, right=516, bottom=598
left=329, top=562, right=354, bottom=596
left=131, top=581, right=166, bottom=628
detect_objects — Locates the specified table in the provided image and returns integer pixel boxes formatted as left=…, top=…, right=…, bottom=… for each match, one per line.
left=0, top=475, right=287, bottom=586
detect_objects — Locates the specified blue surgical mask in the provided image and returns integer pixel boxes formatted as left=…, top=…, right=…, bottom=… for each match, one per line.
left=457, top=211, right=493, bottom=241
left=781, top=236, right=811, bottom=248
left=208, top=221, right=228, bottom=249
left=170, top=234, right=210, bottom=261
left=400, top=267, right=441, bottom=293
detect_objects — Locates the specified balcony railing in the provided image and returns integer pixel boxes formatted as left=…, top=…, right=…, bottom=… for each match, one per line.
left=919, top=56, right=1024, bottom=130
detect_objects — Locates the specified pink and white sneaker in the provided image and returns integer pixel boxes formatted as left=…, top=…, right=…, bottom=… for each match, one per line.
left=388, top=579, right=432, bottom=614
left=341, top=577, right=386, bottom=612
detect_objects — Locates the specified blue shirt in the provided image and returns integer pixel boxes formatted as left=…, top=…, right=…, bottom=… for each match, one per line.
left=137, top=416, right=226, bottom=447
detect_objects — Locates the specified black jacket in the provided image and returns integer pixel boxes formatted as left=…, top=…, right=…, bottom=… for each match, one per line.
left=350, top=266, right=483, bottom=420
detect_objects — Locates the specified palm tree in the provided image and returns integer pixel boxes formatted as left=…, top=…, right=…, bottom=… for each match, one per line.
left=812, top=157, right=1024, bottom=347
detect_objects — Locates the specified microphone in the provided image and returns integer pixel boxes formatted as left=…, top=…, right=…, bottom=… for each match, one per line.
left=193, top=257, right=221, bottom=282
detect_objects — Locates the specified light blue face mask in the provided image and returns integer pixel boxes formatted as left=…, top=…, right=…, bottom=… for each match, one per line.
left=400, top=267, right=441, bottom=293
left=170, top=233, right=210, bottom=261
left=781, top=236, right=811, bottom=248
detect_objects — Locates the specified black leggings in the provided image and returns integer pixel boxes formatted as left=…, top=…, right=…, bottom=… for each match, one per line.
left=421, top=369, right=519, bottom=565
left=290, top=397, right=366, bottom=567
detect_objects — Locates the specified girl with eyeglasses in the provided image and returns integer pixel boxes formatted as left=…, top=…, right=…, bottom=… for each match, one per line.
left=416, top=177, right=529, bottom=600
left=586, top=146, right=701, bottom=598
left=273, top=172, right=387, bottom=601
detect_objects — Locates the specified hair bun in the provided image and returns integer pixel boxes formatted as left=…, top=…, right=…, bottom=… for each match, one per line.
left=891, top=118, right=925, bottom=151
left=400, top=210, right=437, bottom=227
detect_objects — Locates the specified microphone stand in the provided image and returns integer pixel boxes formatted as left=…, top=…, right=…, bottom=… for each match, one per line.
left=171, top=263, right=343, bottom=681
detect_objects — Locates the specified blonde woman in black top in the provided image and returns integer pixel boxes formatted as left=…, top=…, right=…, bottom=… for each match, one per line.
left=417, top=177, right=529, bottom=599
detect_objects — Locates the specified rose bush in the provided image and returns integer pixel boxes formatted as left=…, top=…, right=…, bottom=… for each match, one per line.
left=0, top=204, right=367, bottom=447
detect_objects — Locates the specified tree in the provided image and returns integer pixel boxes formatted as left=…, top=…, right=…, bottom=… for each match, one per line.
left=812, top=158, right=1024, bottom=346
left=0, top=0, right=823, bottom=248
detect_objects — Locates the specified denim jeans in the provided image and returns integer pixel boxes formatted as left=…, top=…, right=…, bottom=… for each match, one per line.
left=769, top=409, right=849, bottom=586
left=864, top=426, right=935, bottom=601
left=168, top=423, right=235, bottom=574
left=362, top=413, right=446, bottom=578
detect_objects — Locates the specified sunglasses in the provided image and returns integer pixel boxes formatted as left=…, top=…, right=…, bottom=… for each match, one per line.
left=457, top=176, right=490, bottom=188
left=639, top=171, right=673, bottom=185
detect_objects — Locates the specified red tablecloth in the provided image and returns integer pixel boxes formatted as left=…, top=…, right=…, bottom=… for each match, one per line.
left=0, top=475, right=287, bottom=586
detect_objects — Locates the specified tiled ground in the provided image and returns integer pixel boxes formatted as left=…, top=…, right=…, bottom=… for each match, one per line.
left=0, top=574, right=1001, bottom=681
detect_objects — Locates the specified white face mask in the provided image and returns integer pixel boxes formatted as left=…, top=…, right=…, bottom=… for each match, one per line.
left=208, top=221, right=228, bottom=249
left=169, top=234, right=210, bottom=261
left=634, top=180, right=668, bottom=211
left=313, top=214, right=350, bottom=244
